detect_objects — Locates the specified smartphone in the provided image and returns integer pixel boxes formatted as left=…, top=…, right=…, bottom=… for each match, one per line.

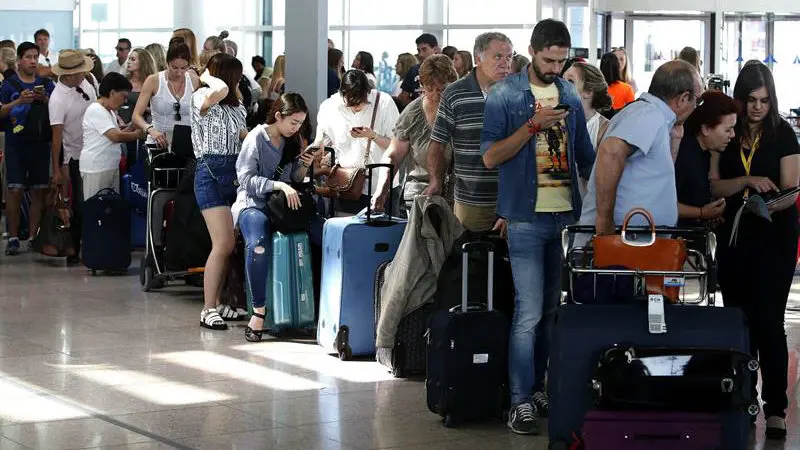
left=33, top=86, right=45, bottom=95
left=145, top=143, right=161, bottom=150
left=351, top=126, right=365, bottom=132
left=554, top=103, right=571, bottom=111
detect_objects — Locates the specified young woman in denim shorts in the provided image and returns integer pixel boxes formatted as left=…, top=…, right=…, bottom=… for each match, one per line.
left=190, top=53, right=248, bottom=330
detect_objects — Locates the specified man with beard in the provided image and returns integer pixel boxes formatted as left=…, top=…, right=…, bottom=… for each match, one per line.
left=481, top=19, right=595, bottom=435
left=424, top=32, right=514, bottom=234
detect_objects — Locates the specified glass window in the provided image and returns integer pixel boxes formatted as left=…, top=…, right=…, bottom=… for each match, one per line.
left=80, top=31, right=123, bottom=63
left=124, top=31, right=174, bottom=50
left=567, top=6, right=589, bottom=49
left=772, top=20, right=800, bottom=114
left=119, top=0, right=173, bottom=28
left=271, top=0, right=285, bottom=26
left=740, top=19, right=767, bottom=64
left=446, top=0, right=536, bottom=25
left=269, top=31, right=285, bottom=64
left=81, top=0, right=120, bottom=29
left=328, top=0, right=344, bottom=27
left=630, top=19, right=705, bottom=95
left=349, top=0, right=421, bottom=26
left=611, top=17, right=625, bottom=49
left=596, top=13, right=605, bottom=53
left=347, top=29, right=422, bottom=93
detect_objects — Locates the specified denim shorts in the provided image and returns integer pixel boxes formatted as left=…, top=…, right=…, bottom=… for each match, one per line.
left=194, top=154, right=239, bottom=210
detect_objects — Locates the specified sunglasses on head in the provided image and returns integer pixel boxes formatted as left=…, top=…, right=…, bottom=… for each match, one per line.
left=173, top=102, right=181, bottom=121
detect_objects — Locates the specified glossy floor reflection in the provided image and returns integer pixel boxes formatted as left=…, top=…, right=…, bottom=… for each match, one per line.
left=0, top=249, right=798, bottom=449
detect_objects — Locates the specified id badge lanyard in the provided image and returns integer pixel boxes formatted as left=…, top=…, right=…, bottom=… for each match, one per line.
left=740, top=132, right=761, bottom=200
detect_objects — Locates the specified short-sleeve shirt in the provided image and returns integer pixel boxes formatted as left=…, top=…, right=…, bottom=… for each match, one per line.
left=80, top=102, right=121, bottom=173
left=579, top=93, right=678, bottom=228
left=49, top=79, right=97, bottom=163
left=400, top=64, right=421, bottom=100
left=394, top=96, right=452, bottom=198
left=430, top=69, right=496, bottom=206
left=190, top=87, right=247, bottom=159
left=0, top=75, right=55, bottom=148
left=531, top=82, right=571, bottom=212
left=675, top=134, right=711, bottom=227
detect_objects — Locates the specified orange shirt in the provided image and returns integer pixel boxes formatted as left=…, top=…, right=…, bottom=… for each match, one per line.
left=608, top=81, right=635, bottom=110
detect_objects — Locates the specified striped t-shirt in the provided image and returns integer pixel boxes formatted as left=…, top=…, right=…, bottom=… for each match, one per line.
left=430, top=70, right=497, bottom=207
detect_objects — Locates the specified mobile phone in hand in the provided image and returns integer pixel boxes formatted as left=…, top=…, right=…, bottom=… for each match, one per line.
left=33, top=86, right=45, bottom=95
left=554, top=103, right=570, bottom=111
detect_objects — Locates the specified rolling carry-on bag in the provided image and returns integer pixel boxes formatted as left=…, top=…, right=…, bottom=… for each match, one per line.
left=426, top=241, right=509, bottom=427
left=262, top=231, right=316, bottom=334
left=121, top=171, right=147, bottom=248
left=317, top=163, right=406, bottom=360
left=547, top=303, right=753, bottom=450
left=82, top=188, right=131, bottom=274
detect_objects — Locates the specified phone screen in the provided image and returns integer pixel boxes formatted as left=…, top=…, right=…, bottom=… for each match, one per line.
left=33, top=86, right=45, bottom=94
left=554, top=104, right=570, bottom=111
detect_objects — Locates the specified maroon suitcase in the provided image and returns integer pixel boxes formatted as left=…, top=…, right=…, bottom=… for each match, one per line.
left=581, top=410, right=723, bottom=450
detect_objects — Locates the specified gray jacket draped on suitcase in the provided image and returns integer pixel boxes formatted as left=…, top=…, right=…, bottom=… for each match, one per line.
left=376, top=195, right=464, bottom=348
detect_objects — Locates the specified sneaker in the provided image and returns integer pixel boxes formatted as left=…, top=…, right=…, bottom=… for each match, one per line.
left=765, top=416, right=787, bottom=440
left=532, top=391, right=549, bottom=418
left=5, top=238, right=19, bottom=256
left=507, top=402, right=539, bottom=435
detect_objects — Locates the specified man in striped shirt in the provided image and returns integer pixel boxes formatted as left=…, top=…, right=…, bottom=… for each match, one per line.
left=425, top=32, right=514, bottom=233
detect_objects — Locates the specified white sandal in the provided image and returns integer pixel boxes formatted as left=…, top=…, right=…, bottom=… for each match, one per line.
left=200, top=308, right=228, bottom=330
left=217, top=304, right=248, bottom=321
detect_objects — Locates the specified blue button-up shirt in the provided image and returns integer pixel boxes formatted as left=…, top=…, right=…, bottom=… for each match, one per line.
left=480, top=66, right=595, bottom=222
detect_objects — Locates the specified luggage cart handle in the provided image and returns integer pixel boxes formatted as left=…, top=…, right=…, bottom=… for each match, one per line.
left=461, top=241, right=495, bottom=312
left=365, top=163, right=395, bottom=222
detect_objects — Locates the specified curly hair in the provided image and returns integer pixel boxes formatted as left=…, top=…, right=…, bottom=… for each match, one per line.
left=418, top=54, right=458, bottom=88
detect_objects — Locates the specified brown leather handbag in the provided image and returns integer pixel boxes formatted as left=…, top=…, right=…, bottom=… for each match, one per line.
left=320, top=93, right=381, bottom=201
left=592, top=208, right=687, bottom=302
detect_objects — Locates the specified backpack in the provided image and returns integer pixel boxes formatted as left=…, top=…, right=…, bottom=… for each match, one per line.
left=6, top=77, right=52, bottom=143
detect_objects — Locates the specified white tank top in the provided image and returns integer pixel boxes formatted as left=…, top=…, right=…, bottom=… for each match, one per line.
left=148, top=70, right=193, bottom=146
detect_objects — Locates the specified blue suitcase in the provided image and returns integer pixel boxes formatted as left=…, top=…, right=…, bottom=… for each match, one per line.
left=121, top=172, right=147, bottom=248
left=317, top=163, right=406, bottom=360
left=82, top=188, right=132, bottom=274
left=262, top=231, right=316, bottom=333
left=548, top=303, right=752, bottom=450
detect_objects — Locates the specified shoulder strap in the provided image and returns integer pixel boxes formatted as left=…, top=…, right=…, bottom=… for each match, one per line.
left=362, top=92, right=381, bottom=167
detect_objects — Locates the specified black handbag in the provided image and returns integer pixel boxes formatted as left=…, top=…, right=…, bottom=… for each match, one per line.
left=265, top=161, right=316, bottom=233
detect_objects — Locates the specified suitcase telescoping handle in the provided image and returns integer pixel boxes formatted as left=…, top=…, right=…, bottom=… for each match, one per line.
left=365, top=163, right=395, bottom=222
left=461, top=241, right=495, bottom=312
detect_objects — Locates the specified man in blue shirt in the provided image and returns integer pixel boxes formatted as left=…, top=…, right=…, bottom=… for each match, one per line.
left=0, top=42, right=55, bottom=255
left=580, top=60, right=704, bottom=235
left=481, top=19, right=595, bottom=435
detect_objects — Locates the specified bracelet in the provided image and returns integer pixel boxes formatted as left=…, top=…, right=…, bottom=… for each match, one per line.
left=527, top=117, right=541, bottom=135
left=145, top=125, right=154, bottom=134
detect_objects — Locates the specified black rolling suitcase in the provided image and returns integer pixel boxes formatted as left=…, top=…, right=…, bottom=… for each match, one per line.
left=374, top=261, right=433, bottom=378
left=425, top=241, right=509, bottom=427
left=82, top=188, right=131, bottom=274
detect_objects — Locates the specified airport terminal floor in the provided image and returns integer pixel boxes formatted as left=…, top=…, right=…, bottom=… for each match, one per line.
left=0, top=248, right=796, bottom=450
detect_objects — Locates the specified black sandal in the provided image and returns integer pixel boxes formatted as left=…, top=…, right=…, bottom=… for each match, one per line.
left=245, top=312, right=265, bottom=342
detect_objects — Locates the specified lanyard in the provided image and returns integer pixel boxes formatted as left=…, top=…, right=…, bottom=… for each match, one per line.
left=740, top=131, right=762, bottom=199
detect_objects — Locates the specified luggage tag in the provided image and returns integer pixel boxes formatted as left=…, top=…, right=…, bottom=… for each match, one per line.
left=664, top=276, right=685, bottom=288
left=647, top=294, right=667, bottom=334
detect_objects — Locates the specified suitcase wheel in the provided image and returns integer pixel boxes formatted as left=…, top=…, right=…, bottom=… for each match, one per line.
left=391, top=366, right=406, bottom=378
left=442, top=414, right=455, bottom=428
left=338, top=344, right=352, bottom=361
left=140, top=255, right=163, bottom=292
left=747, top=359, right=760, bottom=372
left=748, top=403, right=761, bottom=416
left=335, top=326, right=352, bottom=361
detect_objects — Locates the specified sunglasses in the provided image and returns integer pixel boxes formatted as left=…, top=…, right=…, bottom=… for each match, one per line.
left=173, top=102, right=181, bottom=121
left=115, top=47, right=129, bottom=51
left=75, top=86, right=90, bottom=101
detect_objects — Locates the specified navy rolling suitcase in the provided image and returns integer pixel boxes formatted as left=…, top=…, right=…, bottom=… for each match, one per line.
left=82, top=188, right=131, bottom=274
left=426, top=241, right=509, bottom=427
left=547, top=303, right=753, bottom=450
left=317, top=164, right=406, bottom=360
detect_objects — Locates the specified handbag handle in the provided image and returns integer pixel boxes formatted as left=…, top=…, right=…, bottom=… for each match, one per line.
left=620, top=207, right=656, bottom=247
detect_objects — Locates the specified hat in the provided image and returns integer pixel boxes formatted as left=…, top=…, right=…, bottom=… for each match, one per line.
left=52, top=49, right=93, bottom=76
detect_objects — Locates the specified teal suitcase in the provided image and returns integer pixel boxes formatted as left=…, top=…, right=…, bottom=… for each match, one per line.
left=247, top=231, right=316, bottom=334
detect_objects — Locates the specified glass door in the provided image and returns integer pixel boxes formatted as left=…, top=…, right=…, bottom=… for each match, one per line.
left=630, top=18, right=706, bottom=94
left=772, top=19, right=800, bottom=114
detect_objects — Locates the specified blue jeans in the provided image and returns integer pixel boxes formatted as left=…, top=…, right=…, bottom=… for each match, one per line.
left=507, top=212, right=575, bottom=405
left=238, top=207, right=325, bottom=308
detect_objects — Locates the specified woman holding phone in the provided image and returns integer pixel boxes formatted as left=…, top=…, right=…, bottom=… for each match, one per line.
left=710, top=63, right=800, bottom=439
left=191, top=53, right=249, bottom=331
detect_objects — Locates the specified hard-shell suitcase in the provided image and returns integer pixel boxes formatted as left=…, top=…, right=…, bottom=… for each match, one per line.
left=374, top=261, right=433, bottom=378
left=547, top=304, right=752, bottom=450
left=581, top=410, right=723, bottom=450
left=121, top=172, right=147, bottom=248
left=82, top=188, right=131, bottom=274
left=317, top=163, right=406, bottom=360
left=426, top=241, right=509, bottom=427
left=262, top=231, right=316, bottom=334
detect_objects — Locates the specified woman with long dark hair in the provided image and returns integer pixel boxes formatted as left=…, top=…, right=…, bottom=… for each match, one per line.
left=191, top=53, right=249, bottom=331
left=327, top=48, right=344, bottom=97
left=352, top=51, right=376, bottom=88
left=231, top=93, right=317, bottom=341
left=710, top=63, right=800, bottom=439
left=600, top=52, right=635, bottom=110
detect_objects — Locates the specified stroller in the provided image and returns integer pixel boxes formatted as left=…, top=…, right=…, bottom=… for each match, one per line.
left=139, top=126, right=206, bottom=291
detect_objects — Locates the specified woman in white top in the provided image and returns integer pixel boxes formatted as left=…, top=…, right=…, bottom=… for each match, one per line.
left=80, top=73, right=145, bottom=199
left=352, top=51, right=377, bottom=88
left=191, top=53, right=248, bottom=331
left=133, top=41, right=199, bottom=149
left=563, top=62, right=612, bottom=151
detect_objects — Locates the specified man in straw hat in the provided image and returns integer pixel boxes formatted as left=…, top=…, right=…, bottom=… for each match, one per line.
left=49, top=49, right=97, bottom=264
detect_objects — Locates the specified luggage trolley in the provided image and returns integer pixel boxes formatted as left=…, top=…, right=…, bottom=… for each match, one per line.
left=560, top=225, right=719, bottom=306
left=139, top=146, right=192, bottom=291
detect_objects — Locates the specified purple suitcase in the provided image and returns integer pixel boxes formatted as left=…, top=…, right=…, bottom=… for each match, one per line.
left=582, top=410, right=723, bottom=450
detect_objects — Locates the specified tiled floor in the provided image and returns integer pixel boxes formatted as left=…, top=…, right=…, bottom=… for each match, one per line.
left=0, top=248, right=798, bottom=449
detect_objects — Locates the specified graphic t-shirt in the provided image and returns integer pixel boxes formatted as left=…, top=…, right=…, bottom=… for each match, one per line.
left=531, top=83, right=571, bottom=212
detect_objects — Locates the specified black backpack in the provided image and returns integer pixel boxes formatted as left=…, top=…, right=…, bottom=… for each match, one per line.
left=6, top=77, right=52, bottom=143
